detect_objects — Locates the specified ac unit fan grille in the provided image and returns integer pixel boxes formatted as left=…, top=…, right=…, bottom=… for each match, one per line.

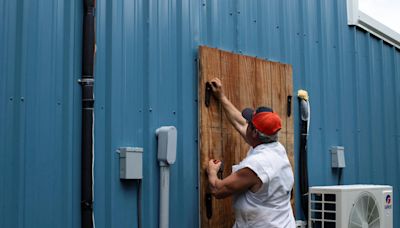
left=349, top=192, right=380, bottom=228
left=310, top=193, right=336, bottom=228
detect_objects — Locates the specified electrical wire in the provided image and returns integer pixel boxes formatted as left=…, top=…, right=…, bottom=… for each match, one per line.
left=137, top=179, right=142, bottom=228
left=337, top=168, right=343, bottom=185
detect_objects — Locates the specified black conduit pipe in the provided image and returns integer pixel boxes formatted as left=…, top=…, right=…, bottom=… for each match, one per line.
left=299, top=117, right=309, bottom=218
left=298, top=95, right=310, bottom=220
left=80, top=0, right=96, bottom=228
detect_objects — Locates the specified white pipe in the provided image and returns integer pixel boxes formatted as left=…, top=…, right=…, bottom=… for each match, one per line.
left=159, top=163, right=169, bottom=228
left=156, top=126, right=177, bottom=228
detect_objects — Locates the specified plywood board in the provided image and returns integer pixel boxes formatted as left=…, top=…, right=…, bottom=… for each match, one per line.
left=199, top=46, right=294, bottom=227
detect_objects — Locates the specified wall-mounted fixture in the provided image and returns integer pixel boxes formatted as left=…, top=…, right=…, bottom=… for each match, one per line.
left=118, top=147, right=143, bottom=180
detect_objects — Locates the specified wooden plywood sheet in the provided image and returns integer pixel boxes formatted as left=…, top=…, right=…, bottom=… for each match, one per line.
left=199, top=46, right=294, bottom=227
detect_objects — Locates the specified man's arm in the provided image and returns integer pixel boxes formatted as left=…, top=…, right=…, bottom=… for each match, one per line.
left=207, top=159, right=262, bottom=199
left=208, top=167, right=262, bottom=199
left=210, top=78, right=247, bottom=138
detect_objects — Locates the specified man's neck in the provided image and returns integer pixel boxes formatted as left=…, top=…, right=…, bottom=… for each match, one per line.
left=252, top=141, right=263, bottom=148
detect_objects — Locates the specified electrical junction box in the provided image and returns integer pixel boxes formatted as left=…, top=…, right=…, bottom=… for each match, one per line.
left=331, top=146, right=345, bottom=168
left=119, top=147, right=143, bottom=179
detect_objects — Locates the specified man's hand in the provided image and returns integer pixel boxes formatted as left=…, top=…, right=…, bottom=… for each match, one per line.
left=206, top=158, right=262, bottom=199
left=209, top=78, right=224, bottom=100
left=207, top=159, right=222, bottom=177
left=208, top=77, right=248, bottom=139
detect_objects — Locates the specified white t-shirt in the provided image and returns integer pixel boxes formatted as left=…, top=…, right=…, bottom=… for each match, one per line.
left=232, top=142, right=295, bottom=228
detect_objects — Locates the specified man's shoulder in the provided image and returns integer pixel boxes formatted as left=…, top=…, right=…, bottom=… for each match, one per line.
left=249, top=143, right=289, bottom=166
left=253, top=142, right=285, bottom=153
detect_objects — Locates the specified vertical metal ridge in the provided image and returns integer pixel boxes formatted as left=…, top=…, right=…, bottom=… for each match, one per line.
left=366, top=35, right=375, bottom=182
left=380, top=43, right=388, bottom=181
left=334, top=0, right=344, bottom=147
left=15, top=0, right=26, bottom=227
left=316, top=0, right=328, bottom=184
left=351, top=27, right=360, bottom=182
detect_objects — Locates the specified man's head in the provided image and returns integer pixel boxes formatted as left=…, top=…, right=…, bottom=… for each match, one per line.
left=242, top=106, right=282, bottom=145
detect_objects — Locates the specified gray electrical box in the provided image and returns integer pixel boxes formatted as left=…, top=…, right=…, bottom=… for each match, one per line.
left=331, top=146, right=345, bottom=168
left=119, top=147, right=143, bottom=179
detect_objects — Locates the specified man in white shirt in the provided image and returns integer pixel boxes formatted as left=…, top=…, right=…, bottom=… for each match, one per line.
left=206, top=78, right=296, bottom=228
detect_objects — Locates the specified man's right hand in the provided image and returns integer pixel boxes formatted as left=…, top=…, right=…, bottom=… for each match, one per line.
left=207, top=159, right=222, bottom=177
left=209, top=78, right=224, bottom=100
left=208, top=77, right=248, bottom=139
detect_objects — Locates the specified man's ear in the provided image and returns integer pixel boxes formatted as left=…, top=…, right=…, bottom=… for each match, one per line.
left=251, top=129, right=258, bottom=138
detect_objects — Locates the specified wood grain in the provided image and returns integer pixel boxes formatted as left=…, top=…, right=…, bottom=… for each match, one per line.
left=199, top=46, right=294, bottom=227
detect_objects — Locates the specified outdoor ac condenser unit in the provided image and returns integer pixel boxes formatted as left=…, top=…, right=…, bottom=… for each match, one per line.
left=309, top=185, right=393, bottom=228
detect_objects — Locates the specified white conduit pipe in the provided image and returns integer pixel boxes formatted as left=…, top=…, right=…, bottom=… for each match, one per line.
left=159, top=163, right=170, bottom=228
left=156, top=126, right=177, bottom=228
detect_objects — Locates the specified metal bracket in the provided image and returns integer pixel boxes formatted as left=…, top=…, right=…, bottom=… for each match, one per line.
left=205, top=193, right=213, bottom=219
left=205, top=82, right=212, bottom=107
left=287, top=95, right=292, bottom=117
left=78, top=78, right=94, bottom=86
left=217, top=161, right=224, bottom=179
left=81, top=200, right=93, bottom=211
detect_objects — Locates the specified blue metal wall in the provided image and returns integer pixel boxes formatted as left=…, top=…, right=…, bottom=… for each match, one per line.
left=1, top=0, right=399, bottom=227
left=0, top=0, right=82, bottom=227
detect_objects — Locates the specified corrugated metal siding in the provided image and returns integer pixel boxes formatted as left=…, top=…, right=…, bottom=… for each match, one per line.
left=0, top=0, right=82, bottom=227
left=1, top=0, right=399, bottom=227
left=93, top=0, right=200, bottom=227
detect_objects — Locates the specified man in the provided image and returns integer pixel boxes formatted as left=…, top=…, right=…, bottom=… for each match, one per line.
left=206, top=78, right=295, bottom=227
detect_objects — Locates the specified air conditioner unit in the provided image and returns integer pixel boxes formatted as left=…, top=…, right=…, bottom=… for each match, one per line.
left=309, top=185, right=393, bottom=228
